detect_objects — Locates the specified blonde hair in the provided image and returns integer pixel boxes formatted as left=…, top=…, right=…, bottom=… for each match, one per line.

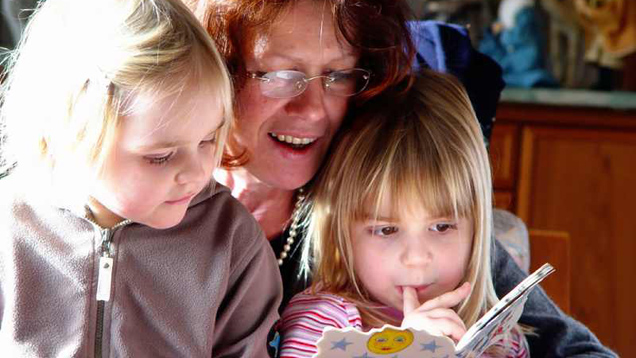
left=303, top=70, right=498, bottom=330
left=0, top=0, right=233, bottom=206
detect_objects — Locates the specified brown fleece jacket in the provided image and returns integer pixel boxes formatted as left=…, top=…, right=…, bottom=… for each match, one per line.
left=0, top=176, right=282, bottom=357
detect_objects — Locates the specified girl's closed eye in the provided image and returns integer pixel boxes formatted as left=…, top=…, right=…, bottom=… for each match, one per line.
left=199, top=136, right=216, bottom=148
left=145, top=151, right=175, bottom=166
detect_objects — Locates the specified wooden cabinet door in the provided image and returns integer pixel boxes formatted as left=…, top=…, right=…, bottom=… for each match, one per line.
left=516, top=125, right=636, bottom=356
left=490, top=123, right=520, bottom=211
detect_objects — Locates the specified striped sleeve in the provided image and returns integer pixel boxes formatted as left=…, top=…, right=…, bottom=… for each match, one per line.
left=482, top=328, right=530, bottom=358
left=508, top=328, right=530, bottom=358
left=279, top=291, right=362, bottom=358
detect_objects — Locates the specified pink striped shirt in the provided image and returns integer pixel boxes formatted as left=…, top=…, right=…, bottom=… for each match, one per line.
left=279, top=290, right=529, bottom=358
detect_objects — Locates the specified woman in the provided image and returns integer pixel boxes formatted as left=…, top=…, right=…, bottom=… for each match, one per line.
left=188, top=0, right=616, bottom=356
left=188, top=0, right=414, bottom=306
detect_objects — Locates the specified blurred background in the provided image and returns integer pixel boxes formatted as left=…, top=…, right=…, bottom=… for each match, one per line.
left=408, top=0, right=636, bottom=91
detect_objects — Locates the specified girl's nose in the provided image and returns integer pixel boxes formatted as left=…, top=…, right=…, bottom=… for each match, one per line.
left=176, top=154, right=206, bottom=185
left=400, top=238, right=433, bottom=268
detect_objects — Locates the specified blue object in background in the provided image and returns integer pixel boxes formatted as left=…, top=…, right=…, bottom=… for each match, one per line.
left=479, top=7, right=557, bottom=88
left=408, top=20, right=506, bottom=145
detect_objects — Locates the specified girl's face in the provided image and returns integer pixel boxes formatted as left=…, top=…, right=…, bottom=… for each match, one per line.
left=231, top=0, right=358, bottom=190
left=90, top=84, right=225, bottom=229
left=350, top=194, right=473, bottom=312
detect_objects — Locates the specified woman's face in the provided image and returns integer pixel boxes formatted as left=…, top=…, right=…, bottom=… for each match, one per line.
left=233, top=0, right=358, bottom=191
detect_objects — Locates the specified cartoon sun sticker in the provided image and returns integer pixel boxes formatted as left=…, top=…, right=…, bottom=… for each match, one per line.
left=366, top=327, right=414, bottom=354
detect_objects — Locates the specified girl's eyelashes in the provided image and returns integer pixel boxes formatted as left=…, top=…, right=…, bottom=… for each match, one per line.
left=144, top=136, right=216, bottom=166
left=145, top=151, right=175, bottom=166
left=429, top=222, right=458, bottom=233
left=199, top=137, right=216, bottom=147
left=369, top=225, right=399, bottom=237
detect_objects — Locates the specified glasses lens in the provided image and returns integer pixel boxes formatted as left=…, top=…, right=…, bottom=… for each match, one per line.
left=260, top=70, right=306, bottom=99
left=324, top=69, right=371, bottom=97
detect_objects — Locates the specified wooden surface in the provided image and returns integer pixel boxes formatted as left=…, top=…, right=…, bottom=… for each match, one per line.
left=528, top=229, right=571, bottom=314
left=491, top=102, right=636, bottom=357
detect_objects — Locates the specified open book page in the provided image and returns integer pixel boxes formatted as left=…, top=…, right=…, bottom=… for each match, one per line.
left=455, top=263, right=555, bottom=356
left=313, top=263, right=555, bottom=358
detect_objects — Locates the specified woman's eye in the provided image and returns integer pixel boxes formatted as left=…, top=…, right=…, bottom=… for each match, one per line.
left=430, top=223, right=458, bottom=233
left=145, top=152, right=175, bottom=166
left=371, top=226, right=399, bottom=237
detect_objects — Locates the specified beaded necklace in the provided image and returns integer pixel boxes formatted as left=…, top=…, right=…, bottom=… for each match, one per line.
left=277, top=188, right=305, bottom=266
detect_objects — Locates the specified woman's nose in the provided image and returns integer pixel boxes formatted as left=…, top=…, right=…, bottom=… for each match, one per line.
left=285, top=79, right=327, bottom=122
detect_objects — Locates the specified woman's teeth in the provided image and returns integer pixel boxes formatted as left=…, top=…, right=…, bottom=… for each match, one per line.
left=269, top=132, right=316, bottom=147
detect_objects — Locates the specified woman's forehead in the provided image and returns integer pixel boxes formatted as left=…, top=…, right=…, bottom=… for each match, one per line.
left=246, top=0, right=358, bottom=67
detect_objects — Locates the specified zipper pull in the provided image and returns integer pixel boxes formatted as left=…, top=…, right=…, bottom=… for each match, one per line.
left=96, top=229, right=113, bottom=301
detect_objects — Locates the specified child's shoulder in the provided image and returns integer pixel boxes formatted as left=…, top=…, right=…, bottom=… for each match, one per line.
left=282, top=289, right=362, bottom=329
left=190, top=181, right=264, bottom=241
left=288, top=290, right=355, bottom=307
left=0, top=174, right=48, bottom=244
left=0, top=174, right=32, bottom=215
left=187, top=181, right=273, bottom=267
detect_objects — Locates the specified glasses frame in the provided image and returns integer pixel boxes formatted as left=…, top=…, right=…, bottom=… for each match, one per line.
left=247, top=68, right=372, bottom=99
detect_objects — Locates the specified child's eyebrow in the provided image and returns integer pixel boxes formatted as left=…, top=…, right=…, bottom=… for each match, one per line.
left=361, top=213, right=398, bottom=222
left=136, top=126, right=222, bottom=151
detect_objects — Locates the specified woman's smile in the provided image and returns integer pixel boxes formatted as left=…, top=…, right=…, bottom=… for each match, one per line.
left=268, top=132, right=317, bottom=149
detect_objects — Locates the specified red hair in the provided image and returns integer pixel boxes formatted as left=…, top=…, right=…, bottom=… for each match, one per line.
left=189, top=0, right=415, bottom=103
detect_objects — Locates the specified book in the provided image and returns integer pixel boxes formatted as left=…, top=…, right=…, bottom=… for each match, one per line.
left=314, top=263, right=555, bottom=358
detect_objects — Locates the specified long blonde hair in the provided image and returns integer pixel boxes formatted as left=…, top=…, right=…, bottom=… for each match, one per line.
left=0, top=0, right=233, bottom=207
left=303, top=70, right=497, bottom=329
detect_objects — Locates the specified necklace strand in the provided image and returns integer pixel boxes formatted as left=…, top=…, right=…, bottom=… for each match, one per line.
left=277, top=188, right=305, bottom=266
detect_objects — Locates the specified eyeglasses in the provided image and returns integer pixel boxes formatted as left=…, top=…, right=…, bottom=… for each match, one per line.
left=247, top=68, right=371, bottom=99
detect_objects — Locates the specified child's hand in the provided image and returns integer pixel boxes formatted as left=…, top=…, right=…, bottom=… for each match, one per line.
left=401, top=282, right=471, bottom=343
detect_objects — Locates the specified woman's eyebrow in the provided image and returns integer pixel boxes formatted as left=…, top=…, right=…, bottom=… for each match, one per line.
left=262, top=51, right=358, bottom=65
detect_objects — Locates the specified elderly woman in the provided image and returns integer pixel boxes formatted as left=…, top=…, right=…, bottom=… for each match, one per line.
left=188, top=0, right=615, bottom=356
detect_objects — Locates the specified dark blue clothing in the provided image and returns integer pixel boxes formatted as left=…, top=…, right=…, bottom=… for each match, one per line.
left=409, top=20, right=504, bottom=146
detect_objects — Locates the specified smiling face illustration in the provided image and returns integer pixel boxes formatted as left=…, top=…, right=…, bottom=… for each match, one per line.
left=367, top=327, right=414, bottom=354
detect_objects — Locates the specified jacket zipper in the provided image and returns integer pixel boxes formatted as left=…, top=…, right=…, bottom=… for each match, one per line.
left=90, top=220, right=131, bottom=358
left=95, top=227, right=111, bottom=358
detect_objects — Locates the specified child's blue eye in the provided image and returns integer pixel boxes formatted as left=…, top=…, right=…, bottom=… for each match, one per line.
left=146, top=152, right=175, bottom=166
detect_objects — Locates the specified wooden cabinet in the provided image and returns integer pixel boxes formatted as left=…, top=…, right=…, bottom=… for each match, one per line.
left=490, top=101, right=636, bottom=357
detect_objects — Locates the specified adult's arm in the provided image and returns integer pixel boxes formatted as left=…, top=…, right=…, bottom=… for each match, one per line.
left=492, top=240, right=618, bottom=357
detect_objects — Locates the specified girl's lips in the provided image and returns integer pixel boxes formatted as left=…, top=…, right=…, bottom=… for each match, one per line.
left=165, top=194, right=194, bottom=205
left=399, top=284, right=432, bottom=295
